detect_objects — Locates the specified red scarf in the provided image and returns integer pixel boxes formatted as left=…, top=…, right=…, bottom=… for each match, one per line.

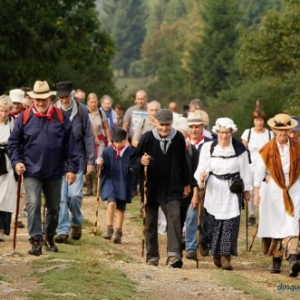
left=113, top=144, right=126, bottom=158
left=188, top=135, right=204, bottom=146
left=33, top=105, right=54, bottom=120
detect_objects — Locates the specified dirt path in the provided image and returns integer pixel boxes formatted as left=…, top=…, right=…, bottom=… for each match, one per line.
left=1, top=195, right=299, bottom=300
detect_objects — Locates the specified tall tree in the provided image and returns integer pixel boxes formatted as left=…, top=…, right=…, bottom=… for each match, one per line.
left=0, top=0, right=115, bottom=95
left=102, top=0, right=147, bottom=76
left=188, top=0, right=241, bottom=100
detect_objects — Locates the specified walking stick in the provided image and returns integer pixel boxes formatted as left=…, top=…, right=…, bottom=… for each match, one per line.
left=13, top=175, right=22, bottom=251
left=245, top=199, right=249, bottom=252
left=196, top=181, right=205, bottom=268
left=249, top=224, right=258, bottom=252
left=141, top=164, right=148, bottom=258
left=94, top=165, right=101, bottom=235
left=42, top=198, right=46, bottom=234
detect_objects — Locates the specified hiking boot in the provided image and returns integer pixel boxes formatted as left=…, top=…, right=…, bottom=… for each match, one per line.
left=221, top=255, right=233, bottom=271
left=103, top=226, right=114, bottom=240
left=213, top=255, right=222, bottom=268
left=113, top=229, right=123, bottom=244
left=0, top=230, right=4, bottom=242
left=186, top=250, right=197, bottom=260
left=28, top=236, right=43, bottom=256
left=289, top=254, right=300, bottom=277
left=43, top=235, right=59, bottom=252
left=167, top=256, right=183, bottom=268
left=270, top=257, right=282, bottom=274
left=247, top=216, right=256, bottom=226
left=71, top=225, right=82, bottom=240
left=17, top=220, right=25, bottom=228
left=199, top=244, right=210, bottom=257
left=55, top=234, right=69, bottom=244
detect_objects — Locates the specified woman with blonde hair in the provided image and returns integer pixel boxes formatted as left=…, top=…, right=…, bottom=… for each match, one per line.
left=0, top=95, right=17, bottom=241
left=100, top=95, right=118, bottom=133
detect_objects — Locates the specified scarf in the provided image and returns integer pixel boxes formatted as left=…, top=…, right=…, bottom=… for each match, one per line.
left=57, top=99, right=78, bottom=121
left=259, top=137, right=300, bottom=216
left=113, top=144, right=128, bottom=158
left=187, top=134, right=204, bottom=146
left=101, top=108, right=114, bottom=132
left=152, top=127, right=177, bottom=154
left=32, top=104, right=54, bottom=120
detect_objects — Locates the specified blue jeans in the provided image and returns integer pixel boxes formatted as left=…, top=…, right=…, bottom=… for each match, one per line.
left=185, top=204, right=197, bottom=252
left=24, top=177, right=62, bottom=238
left=57, top=170, right=84, bottom=234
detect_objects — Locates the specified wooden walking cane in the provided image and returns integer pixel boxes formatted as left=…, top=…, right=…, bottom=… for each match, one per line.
left=141, top=164, right=148, bottom=258
left=196, top=181, right=205, bottom=268
left=245, top=198, right=249, bottom=252
left=249, top=224, right=258, bottom=252
left=93, top=165, right=101, bottom=235
left=13, top=175, right=22, bottom=251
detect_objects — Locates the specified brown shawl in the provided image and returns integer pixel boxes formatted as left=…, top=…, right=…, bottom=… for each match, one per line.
left=259, top=137, right=300, bottom=216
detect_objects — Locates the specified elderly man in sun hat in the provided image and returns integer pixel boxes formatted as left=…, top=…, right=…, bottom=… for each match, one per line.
left=8, top=80, right=79, bottom=256
left=55, top=81, right=94, bottom=243
left=130, top=109, right=192, bottom=268
left=254, top=113, right=300, bottom=277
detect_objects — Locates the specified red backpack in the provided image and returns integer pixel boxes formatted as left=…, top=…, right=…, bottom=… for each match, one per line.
left=22, top=107, right=64, bottom=125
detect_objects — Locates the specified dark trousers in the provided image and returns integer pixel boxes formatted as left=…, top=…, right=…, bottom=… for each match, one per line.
left=146, top=200, right=181, bottom=261
left=0, top=211, right=12, bottom=235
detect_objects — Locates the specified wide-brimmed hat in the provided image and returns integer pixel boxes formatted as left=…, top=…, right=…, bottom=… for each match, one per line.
left=155, top=109, right=173, bottom=124
left=267, top=113, right=297, bottom=130
left=56, top=81, right=73, bottom=98
left=9, top=89, right=25, bottom=103
left=212, top=117, right=238, bottom=134
left=27, top=81, right=54, bottom=99
left=187, top=112, right=206, bottom=126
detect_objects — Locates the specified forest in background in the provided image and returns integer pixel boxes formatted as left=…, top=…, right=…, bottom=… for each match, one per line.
left=97, top=0, right=300, bottom=130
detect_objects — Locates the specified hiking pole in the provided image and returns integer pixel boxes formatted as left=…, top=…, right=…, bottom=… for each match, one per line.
left=13, top=175, right=22, bottom=251
left=42, top=197, right=46, bottom=234
left=196, top=181, right=205, bottom=268
left=245, top=198, right=249, bottom=252
left=94, top=165, right=101, bottom=235
left=141, top=164, right=148, bottom=258
left=249, top=224, right=258, bottom=252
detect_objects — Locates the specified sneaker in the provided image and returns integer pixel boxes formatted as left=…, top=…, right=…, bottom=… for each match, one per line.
left=28, top=236, right=43, bottom=256
left=186, top=251, right=197, bottom=260
left=103, top=226, right=114, bottom=240
left=43, top=235, right=59, bottom=252
left=247, top=216, right=256, bottom=226
left=71, top=225, right=82, bottom=240
left=199, top=244, right=210, bottom=257
left=167, top=256, right=183, bottom=268
left=113, top=229, right=123, bottom=244
left=17, top=220, right=25, bottom=228
left=55, top=234, right=69, bottom=244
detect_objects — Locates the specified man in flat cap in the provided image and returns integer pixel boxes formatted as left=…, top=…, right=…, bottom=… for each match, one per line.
left=130, top=109, right=191, bottom=268
left=55, top=81, right=95, bottom=243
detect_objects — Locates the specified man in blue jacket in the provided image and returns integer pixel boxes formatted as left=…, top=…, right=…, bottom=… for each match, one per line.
left=55, top=81, right=95, bottom=243
left=8, top=80, right=79, bottom=256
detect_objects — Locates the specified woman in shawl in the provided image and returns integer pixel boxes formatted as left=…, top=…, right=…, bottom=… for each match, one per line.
left=254, top=113, right=300, bottom=277
left=100, top=95, right=118, bottom=133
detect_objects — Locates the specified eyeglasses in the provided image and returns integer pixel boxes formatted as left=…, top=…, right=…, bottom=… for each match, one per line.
left=218, top=131, right=231, bottom=135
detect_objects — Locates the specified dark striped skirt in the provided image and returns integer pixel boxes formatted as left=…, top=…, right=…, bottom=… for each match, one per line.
left=208, top=213, right=240, bottom=256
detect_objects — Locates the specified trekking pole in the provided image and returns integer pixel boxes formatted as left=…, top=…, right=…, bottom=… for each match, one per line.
left=13, top=175, right=22, bottom=251
left=245, top=199, right=249, bottom=252
left=94, top=165, right=101, bottom=235
left=42, top=197, right=46, bottom=234
left=196, top=181, right=205, bottom=268
left=141, top=164, right=148, bottom=258
left=249, top=223, right=258, bottom=252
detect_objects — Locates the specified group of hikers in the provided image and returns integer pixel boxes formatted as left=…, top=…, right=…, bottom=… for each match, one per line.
left=0, top=83, right=300, bottom=279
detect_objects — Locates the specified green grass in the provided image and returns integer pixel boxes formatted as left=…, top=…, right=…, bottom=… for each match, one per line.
left=0, top=274, right=12, bottom=283
left=25, top=222, right=135, bottom=300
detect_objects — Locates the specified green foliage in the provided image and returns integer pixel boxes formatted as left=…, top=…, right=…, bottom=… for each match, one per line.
left=0, top=0, right=115, bottom=96
left=101, top=0, right=147, bottom=77
left=239, top=0, right=300, bottom=116
left=188, top=0, right=241, bottom=100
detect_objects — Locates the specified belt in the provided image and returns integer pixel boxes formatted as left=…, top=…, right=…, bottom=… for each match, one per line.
left=210, top=172, right=239, bottom=181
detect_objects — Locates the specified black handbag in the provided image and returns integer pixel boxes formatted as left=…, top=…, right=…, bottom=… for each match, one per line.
left=229, top=177, right=244, bottom=194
